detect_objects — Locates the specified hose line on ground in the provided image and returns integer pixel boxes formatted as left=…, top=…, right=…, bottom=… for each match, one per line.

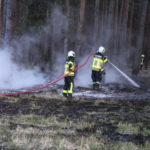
left=0, top=52, right=96, bottom=96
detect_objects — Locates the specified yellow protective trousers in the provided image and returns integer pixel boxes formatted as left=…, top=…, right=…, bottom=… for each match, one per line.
left=63, top=76, right=74, bottom=95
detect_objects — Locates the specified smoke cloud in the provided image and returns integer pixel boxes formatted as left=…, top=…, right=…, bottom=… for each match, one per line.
left=76, top=53, right=127, bottom=88
left=0, top=5, right=69, bottom=90
left=0, top=48, right=46, bottom=90
left=105, top=65, right=125, bottom=84
left=76, top=54, right=93, bottom=87
left=0, top=4, right=133, bottom=91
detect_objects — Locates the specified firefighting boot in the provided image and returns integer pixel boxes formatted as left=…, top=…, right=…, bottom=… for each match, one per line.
left=68, top=93, right=72, bottom=97
left=93, top=84, right=96, bottom=90
left=95, top=83, right=100, bottom=90
left=63, top=93, right=68, bottom=97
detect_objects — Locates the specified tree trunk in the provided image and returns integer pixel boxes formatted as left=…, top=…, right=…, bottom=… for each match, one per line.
left=93, top=0, right=100, bottom=49
left=128, top=0, right=134, bottom=45
left=3, top=0, right=11, bottom=43
left=76, top=0, right=86, bottom=56
left=121, top=0, right=129, bottom=49
left=50, top=22, right=55, bottom=71
left=2, top=0, right=17, bottom=44
left=132, top=0, right=148, bottom=75
left=107, top=0, right=115, bottom=55
left=143, top=1, right=150, bottom=69
left=0, top=0, right=2, bottom=46
left=20, top=0, right=28, bottom=30
left=64, top=0, right=70, bottom=57
left=10, top=0, right=17, bottom=40
left=114, top=0, right=119, bottom=53
left=117, top=0, right=125, bottom=52
left=100, top=0, right=105, bottom=44
left=101, top=0, right=108, bottom=45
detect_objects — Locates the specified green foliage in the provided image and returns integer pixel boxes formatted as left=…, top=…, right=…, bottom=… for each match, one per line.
left=117, top=123, right=139, bottom=135
left=140, top=127, right=150, bottom=136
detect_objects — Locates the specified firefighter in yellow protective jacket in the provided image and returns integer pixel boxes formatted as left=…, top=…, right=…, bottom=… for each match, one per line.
left=92, top=46, right=108, bottom=90
left=63, top=51, right=76, bottom=97
left=140, top=54, right=145, bottom=70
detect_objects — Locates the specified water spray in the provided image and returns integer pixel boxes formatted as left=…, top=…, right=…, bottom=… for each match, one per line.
left=108, top=62, right=140, bottom=88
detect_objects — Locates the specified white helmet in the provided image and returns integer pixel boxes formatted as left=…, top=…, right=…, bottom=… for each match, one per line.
left=141, top=54, right=145, bottom=57
left=68, top=50, right=75, bottom=57
left=98, top=46, right=105, bottom=54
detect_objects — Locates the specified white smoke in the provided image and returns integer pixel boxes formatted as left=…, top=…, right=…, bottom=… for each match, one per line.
left=0, top=3, right=132, bottom=91
left=75, top=53, right=128, bottom=87
left=0, top=5, right=69, bottom=90
left=0, top=48, right=46, bottom=90
left=76, top=54, right=93, bottom=87
left=105, top=65, right=124, bottom=84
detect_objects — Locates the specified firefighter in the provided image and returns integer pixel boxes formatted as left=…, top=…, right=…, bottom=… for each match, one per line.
left=62, top=50, right=76, bottom=97
left=91, top=46, right=108, bottom=90
left=140, top=54, right=145, bottom=70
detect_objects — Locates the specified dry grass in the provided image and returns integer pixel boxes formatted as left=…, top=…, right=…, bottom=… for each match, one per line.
left=0, top=94, right=150, bottom=150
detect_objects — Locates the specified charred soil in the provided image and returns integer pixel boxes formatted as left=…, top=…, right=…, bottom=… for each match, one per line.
left=0, top=74, right=150, bottom=149
left=0, top=82, right=150, bottom=149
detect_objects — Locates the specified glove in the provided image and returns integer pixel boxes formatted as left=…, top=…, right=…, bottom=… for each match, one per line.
left=104, top=56, right=108, bottom=63
left=100, top=68, right=105, bottom=75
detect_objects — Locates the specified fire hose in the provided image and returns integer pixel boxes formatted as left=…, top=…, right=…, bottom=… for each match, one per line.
left=0, top=52, right=96, bottom=96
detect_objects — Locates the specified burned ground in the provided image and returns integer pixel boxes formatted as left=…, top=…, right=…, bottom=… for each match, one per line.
left=0, top=75, right=150, bottom=149
left=0, top=83, right=150, bottom=149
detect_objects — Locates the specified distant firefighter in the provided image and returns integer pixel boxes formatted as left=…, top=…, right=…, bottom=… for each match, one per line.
left=91, top=46, right=108, bottom=90
left=140, top=54, right=145, bottom=70
left=62, top=50, right=76, bottom=97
